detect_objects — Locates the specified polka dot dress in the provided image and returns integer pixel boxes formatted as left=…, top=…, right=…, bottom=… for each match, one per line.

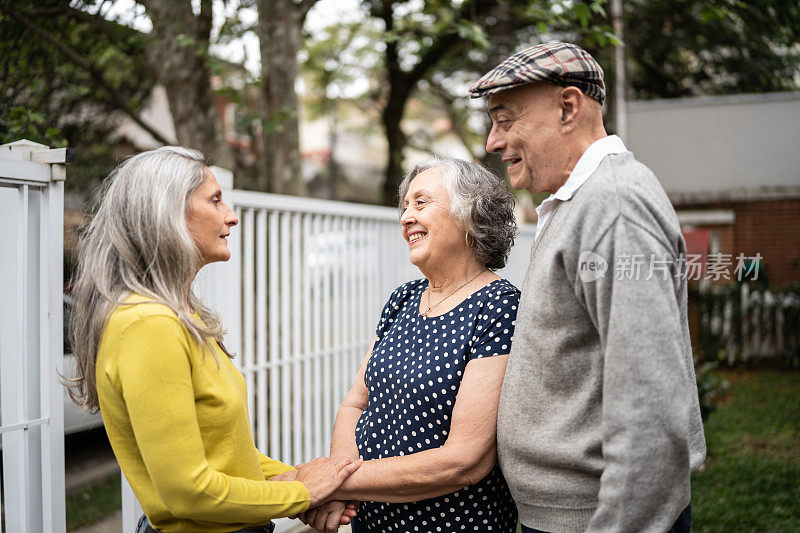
left=351, top=278, right=520, bottom=533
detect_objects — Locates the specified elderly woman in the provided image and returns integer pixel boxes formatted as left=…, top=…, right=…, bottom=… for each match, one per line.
left=300, top=156, right=520, bottom=532
left=67, top=147, right=361, bottom=533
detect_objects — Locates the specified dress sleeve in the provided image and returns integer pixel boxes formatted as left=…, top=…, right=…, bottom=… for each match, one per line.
left=116, top=315, right=310, bottom=522
left=374, top=280, right=420, bottom=344
left=467, top=284, right=520, bottom=361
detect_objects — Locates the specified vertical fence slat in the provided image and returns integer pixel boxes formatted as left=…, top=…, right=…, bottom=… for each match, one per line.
left=312, top=214, right=324, bottom=459
left=302, top=214, right=313, bottom=461
left=331, top=217, right=343, bottom=419
left=255, top=209, right=268, bottom=452
left=321, top=215, right=333, bottom=452
left=226, top=206, right=244, bottom=369
left=1, top=184, right=30, bottom=533
left=280, top=212, right=292, bottom=464
left=359, top=219, right=369, bottom=366
left=291, top=213, right=302, bottom=465
left=347, top=218, right=358, bottom=399
left=242, top=209, right=256, bottom=436
left=268, top=211, right=280, bottom=459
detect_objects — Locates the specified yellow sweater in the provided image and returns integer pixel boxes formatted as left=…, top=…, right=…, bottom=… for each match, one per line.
left=96, top=295, right=310, bottom=532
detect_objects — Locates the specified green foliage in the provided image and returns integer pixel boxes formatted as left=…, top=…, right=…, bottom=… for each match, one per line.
left=692, top=371, right=800, bottom=531
left=65, top=473, right=121, bottom=530
left=694, top=360, right=729, bottom=420
left=622, top=0, right=800, bottom=98
left=302, top=0, right=616, bottom=197
left=0, top=0, right=156, bottom=194
left=0, top=106, right=67, bottom=147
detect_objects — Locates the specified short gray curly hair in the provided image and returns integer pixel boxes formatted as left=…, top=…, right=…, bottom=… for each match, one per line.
left=398, top=156, right=517, bottom=270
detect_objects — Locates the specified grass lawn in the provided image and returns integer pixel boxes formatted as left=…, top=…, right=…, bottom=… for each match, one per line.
left=691, top=370, right=800, bottom=532
left=66, top=473, right=120, bottom=531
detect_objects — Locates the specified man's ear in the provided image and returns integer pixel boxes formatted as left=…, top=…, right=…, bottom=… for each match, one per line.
left=559, top=86, right=583, bottom=132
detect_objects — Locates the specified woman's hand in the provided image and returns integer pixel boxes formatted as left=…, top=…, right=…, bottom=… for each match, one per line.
left=269, top=469, right=298, bottom=482
left=294, top=457, right=363, bottom=507
left=298, top=500, right=359, bottom=532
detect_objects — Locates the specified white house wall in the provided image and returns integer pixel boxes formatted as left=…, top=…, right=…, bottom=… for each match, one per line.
left=626, top=92, right=800, bottom=194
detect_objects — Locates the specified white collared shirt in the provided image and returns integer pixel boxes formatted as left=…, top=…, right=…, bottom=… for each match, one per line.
left=534, top=135, right=628, bottom=240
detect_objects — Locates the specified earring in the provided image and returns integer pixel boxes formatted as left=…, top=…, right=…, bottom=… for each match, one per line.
left=465, top=232, right=475, bottom=247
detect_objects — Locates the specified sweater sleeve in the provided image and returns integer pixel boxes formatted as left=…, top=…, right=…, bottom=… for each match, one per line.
left=256, top=451, right=295, bottom=480
left=579, top=217, right=692, bottom=532
left=116, top=315, right=310, bottom=522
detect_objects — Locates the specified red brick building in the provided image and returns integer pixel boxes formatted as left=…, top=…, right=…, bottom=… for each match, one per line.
left=670, top=190, right=800, bottom=285
left=627, top=92, right=800, bottom=287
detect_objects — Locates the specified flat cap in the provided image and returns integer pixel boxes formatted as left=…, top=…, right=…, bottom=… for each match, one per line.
left=469, top=42, right=606, bottom=105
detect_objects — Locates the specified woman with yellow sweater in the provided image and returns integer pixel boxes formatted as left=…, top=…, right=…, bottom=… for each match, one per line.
left=68, top=147, right=361, bottom=533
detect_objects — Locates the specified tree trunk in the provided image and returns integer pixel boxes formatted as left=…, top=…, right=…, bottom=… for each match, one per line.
left=379, top=0, right=405, bottom=206
left=142, top=0, right=233, bottom=168
left=381, top=96, right=408, bottom=206
left=255, top=0, right=306, bottom=195
left=480, top=0, right=512, bottom=178
left=376, top=0, right=500, bottom=205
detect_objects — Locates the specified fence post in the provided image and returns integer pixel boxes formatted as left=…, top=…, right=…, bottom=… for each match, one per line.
left=0, top=139, right=70, bottom=533
left=741, top=283, right=750, bottom=360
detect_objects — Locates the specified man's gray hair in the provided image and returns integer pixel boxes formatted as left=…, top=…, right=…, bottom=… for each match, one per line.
left=398, top=156, right=517, bottom=270
left=67, top=146, right=230, bottom=412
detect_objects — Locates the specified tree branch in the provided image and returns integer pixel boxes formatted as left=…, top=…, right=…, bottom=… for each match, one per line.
left=198, top=0, right=213, bottom=41
left=404, top=0, right=499, bottom=86
left=60, top=4, right=146, bottom=59
left=428, top=78, right=481, bottom=160
left=298, top=0, right=318, bottom=17
left=1, top=3, right=172, bottom=146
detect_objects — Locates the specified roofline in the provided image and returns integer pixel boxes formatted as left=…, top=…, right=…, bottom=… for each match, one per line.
left=628, top=91, right=800, bottom=112
left=668, top=185, right=800, bottom=205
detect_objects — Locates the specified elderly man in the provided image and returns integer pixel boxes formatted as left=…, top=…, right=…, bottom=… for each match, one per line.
left=469, top=43, right=706, bottom=532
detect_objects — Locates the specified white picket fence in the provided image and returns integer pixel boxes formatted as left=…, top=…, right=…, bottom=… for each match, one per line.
left=0, top=140, right=71, bottom=533
left=705, top=283, right=800, bottom=364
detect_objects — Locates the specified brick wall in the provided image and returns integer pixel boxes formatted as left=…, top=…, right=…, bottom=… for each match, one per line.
left=677, top=199, right=800, bottom=286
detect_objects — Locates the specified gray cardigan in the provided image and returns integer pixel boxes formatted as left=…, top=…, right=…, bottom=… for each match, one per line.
left=497, top=152, right=706, bottom=533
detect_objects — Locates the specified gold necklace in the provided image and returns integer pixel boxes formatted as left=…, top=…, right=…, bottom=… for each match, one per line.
left=422, top=269, right=487, bottom=318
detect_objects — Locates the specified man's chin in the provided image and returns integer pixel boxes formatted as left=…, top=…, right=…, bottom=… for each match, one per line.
left=508, top=171, right=531, bottom=191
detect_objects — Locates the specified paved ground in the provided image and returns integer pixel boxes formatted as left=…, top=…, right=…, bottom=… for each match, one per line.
left=72, top=510, right=121, bottom=533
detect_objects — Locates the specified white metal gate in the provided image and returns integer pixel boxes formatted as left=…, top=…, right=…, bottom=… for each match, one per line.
left=0, top=140, right=70, bottom=533
left=122, top=167, right=536, bottom=532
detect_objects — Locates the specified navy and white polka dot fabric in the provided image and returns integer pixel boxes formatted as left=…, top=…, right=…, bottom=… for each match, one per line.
left=351, top=278, right=520, bottom=532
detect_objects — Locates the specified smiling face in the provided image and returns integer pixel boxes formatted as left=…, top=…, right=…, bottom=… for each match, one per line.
left=185, top=169, right=239, bottom=267
left=400, top=167, right=466, bottom=272
left=486, top=83, right=570, bottom=195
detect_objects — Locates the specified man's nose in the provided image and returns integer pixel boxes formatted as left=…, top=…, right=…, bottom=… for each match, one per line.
left=486, top=125, right=505, bottom=153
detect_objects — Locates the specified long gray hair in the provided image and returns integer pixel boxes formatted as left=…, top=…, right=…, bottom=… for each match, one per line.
left=68, top=146, right=231, bottom=412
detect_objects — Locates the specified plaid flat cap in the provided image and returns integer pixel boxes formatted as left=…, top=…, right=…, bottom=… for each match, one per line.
left=469, top=42, right=606, bottom=105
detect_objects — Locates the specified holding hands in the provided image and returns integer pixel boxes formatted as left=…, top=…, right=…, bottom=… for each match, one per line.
left=271, top=456, right=362, bottom=531
left=293, top=456, right=362, bottom=508
left=297, top=499, right=360, bottom=532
